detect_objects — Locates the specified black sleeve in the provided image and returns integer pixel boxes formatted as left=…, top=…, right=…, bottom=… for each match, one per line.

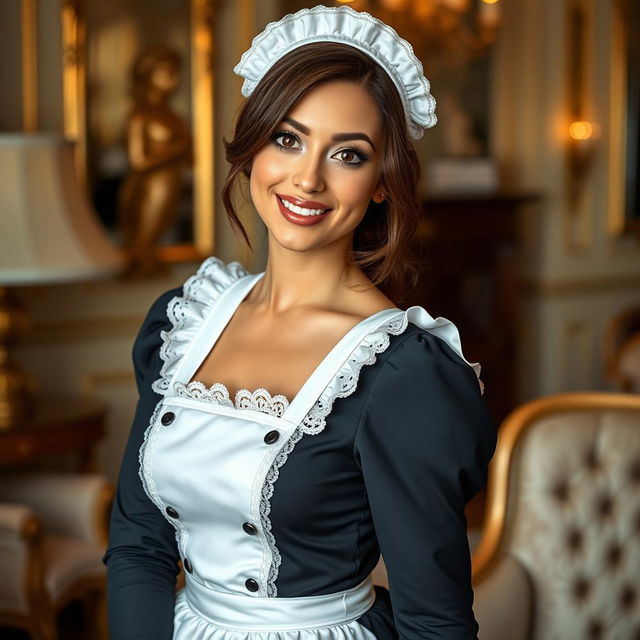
left=103, top=286, right=183, bottom=640
left=353, top=329, right=497, bottom=640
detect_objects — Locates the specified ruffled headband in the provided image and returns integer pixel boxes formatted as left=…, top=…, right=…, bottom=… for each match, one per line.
left=233, top=4, right=437, bottom=140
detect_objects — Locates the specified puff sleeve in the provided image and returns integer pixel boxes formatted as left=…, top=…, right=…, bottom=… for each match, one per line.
left=102, top=286, right=183, bottom=639
left=353, top=329, right=497, bottom=639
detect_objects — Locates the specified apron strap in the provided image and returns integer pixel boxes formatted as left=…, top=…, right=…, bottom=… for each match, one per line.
left=283, top=307, right=405, bottom=426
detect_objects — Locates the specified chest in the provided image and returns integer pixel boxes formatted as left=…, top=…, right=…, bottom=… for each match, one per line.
left=190, top=306, right=371, bottom=402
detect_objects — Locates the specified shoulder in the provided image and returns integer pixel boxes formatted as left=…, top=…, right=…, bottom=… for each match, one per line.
left=132, top=255, right=251, bottom=395
left=357, top=324, right=497, bottom=499
left=131, top=286, right=183, bottom=394
left=360, top=323, right=495, bottom=453
left=373, top=323, right=481, bottom=396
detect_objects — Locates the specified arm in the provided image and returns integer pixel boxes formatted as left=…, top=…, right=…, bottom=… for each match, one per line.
left=103, top=286, right=183, bottom=640
left=354, top=330, right=497, bottom=639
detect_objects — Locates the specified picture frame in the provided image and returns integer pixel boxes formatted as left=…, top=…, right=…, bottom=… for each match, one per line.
left=61, top=0, right=216, bottom=263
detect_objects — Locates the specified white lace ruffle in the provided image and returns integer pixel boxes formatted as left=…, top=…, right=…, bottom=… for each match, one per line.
left=149, top=256, right=483, bottom=598
left=297, top=311, right=408, bottom=435
left=255, top=311, right=410, bottom=596
left=151, top=257, right=249, bottom=396
left=174, top=380, right=290, bottom=418
left=232, top=5, right=437, bottom=139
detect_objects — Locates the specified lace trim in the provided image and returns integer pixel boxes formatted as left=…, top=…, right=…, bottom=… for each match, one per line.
left=298, top=311, right=408, bottom=435
left=151, top=257, right=249, bottom=396
left=258, top=310, right=410, bottom=596
left=174, top=380, right=290, bottom=418
left=138, top=398, right=188, bottom=556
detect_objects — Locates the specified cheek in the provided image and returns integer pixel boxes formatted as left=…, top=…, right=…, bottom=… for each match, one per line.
left=250, top=150, right=285, bottom=190
left=330, top=169, right=377, bottom=206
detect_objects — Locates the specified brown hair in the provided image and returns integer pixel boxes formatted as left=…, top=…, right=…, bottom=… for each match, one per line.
left=222, top=42, right=423, bottom=304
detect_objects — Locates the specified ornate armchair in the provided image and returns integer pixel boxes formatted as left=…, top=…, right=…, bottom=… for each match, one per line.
left=472, top=392, right=640, bottom=639
left=0, top=472, right=113, bottom=640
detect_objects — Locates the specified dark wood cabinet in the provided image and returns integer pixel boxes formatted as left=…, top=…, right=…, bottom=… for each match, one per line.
left=409, top=191, right=540, bottom=425
left=409, top=191, right=540, bottom=529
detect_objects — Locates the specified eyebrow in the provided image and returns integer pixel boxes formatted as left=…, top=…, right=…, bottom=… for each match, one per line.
left=282, top=116, right=377, bottom=151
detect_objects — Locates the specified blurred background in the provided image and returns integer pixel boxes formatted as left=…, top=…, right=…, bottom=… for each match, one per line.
left=0, top=0, right=639, bottom=638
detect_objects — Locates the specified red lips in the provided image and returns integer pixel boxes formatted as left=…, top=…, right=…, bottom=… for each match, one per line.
left=277, top=194, right=331, bottom=210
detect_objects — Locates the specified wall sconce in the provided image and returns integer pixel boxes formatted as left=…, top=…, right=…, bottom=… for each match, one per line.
left=567, top=119, right=597, bottom=210
left=566, top=1, right=597, bottom=214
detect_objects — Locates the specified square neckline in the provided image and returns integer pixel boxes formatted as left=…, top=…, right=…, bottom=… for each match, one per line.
left=169, top=270, right=402, bottom=424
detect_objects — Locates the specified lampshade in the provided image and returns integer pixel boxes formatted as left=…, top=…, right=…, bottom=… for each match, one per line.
left=0, top=133, right=124, bottom=284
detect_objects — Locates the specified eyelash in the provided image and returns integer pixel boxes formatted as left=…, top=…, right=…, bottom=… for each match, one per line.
left=270, top=130, right=370, bottom=167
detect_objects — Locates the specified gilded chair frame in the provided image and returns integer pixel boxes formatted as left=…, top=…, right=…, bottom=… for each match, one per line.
left=0, top=483, right=113, bottom=639
left=471, top=391, right=640, bottom=584
left=60, top=0, right=217, bottom=263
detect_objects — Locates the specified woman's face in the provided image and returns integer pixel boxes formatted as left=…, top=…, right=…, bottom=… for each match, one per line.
left=249, top=80, right=385, bottom=254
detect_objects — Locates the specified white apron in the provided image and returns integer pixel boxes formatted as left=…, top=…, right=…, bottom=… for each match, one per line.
left=139, top=271, right=406, bottom=639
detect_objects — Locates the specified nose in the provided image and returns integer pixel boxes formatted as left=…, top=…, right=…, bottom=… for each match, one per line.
left=291, top=152, right=325, bottom=193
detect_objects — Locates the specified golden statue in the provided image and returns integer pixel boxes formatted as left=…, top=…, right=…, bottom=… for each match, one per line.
left=118, top=45, right=192, bottom=278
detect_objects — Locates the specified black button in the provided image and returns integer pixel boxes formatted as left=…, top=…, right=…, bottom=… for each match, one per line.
left=183, top=557, right=193, bottom=573
left=161, top=411, right=175, bottom=425
left=245, top=578, right=259, bottom=592
left=166, top=506, right=179, bottom=519
left=264, top=430, right=280, bottom=445
left=242, top=522, right=257, bottom=535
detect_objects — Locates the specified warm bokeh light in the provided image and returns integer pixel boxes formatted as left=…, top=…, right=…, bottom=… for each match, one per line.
left=482, top=0, right=500, bottom=5
left=569, top=120, right=594, bottom=140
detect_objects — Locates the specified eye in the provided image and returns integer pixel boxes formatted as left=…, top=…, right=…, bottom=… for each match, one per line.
left=271, top=130, right=301, bottom=151
left=332, top=148, right=369, bottom=167
left=270, top=129, right=370, bottom=167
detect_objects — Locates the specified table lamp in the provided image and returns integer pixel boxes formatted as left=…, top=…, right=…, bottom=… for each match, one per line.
left=0, top=134, right=124, bottom=429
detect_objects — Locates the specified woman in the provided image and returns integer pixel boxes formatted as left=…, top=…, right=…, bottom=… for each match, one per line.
left=103, top=5, right=496, bottom=639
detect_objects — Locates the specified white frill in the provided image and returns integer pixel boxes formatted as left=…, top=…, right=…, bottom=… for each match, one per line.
left=150, top=257, right=249, bottom=396
left=233, top=5, right=437, bottom=139
left=173, top=593, right=377, bottom=640
left=146, top=255, right=483, bottom=599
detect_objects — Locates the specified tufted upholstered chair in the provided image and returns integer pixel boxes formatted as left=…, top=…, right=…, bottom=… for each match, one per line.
left=0, top=472, right=113, bottom=639
left=604, top=305, right=640, bottom=393
left=471, top=392, right=640, bottom=640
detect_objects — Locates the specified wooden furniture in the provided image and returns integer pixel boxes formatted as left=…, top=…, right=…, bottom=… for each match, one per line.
left=471, top=392, right=640, bottom=639
left=0, top=396, right=107, bottom=472
left=412, top=191, right=540, bottom=425
left=0, top=472, right=113, bottom=640
left=0, top=396, right=111, bottom=639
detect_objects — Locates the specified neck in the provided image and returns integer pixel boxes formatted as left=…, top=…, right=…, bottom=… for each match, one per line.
left=247, top=236, right=370, bottom=317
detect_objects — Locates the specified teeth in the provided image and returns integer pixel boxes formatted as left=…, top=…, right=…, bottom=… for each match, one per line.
left=279, top=196, right=328, bottom=216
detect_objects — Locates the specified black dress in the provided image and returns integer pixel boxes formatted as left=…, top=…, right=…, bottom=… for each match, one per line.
left=103, top=256, right=497, bottom=639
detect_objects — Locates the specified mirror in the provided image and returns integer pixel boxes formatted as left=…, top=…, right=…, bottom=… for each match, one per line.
left=61, top=0, right=215, bottom=265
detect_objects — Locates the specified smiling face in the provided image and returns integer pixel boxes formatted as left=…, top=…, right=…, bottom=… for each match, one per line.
left=249, top=80, right=385, bottom=254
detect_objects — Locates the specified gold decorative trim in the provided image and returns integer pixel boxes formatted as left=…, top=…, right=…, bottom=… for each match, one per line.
left=564, top=0, right=594, bottom=252
left=192, top=0, right=216, bottom=257
left=61, top=0, right=86, bottom=186
left=608, top=0, right=628, bottom=236
left=236, top=0, right=258, bottom=271
left=520, top=273, right=640, bottom=295
left=21, top=0, right=38, bottom=131
left=472, top=391, right=640, bottom=583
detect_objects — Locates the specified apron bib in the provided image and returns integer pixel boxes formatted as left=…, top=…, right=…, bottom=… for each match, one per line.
left=139, top=272, right=402, bottom=638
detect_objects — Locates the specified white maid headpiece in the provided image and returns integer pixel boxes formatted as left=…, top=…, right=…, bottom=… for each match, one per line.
left=233, top=4, right=437, bottom=140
